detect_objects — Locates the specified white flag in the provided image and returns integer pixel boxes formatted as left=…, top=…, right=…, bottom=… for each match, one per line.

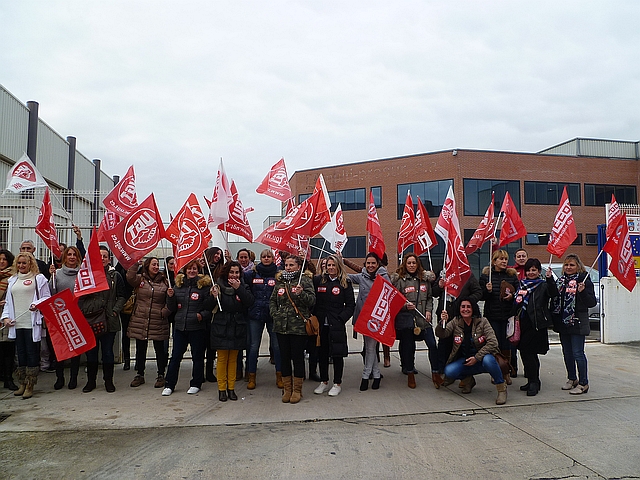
left=320, top=203, right=348, bottom=254
left=5, top=153, right=48, bottom=193
left=207, top=159, right=233, bottom=229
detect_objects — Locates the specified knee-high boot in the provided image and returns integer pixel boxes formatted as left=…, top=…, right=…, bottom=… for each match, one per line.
left=3, top=356, right=18, bottom=391
left=68, top=356, right=80, bottom=390
left=103, top=363, right=116, bottom=393
left=54, top=364, right=65, bottom=390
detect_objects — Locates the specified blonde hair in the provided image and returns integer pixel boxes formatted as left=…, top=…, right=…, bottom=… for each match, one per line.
left=13, top=252, right=40, bottom=275
left=562, top=253, right=586, bottom=274
left=322, top=254, right=349, bottom=288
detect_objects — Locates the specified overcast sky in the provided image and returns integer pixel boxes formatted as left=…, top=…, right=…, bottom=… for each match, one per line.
left=2, top=1, right=639, bottom=240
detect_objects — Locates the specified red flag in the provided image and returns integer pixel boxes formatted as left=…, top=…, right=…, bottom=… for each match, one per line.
left=435, top=186, right=471, bottom=298
left=35, top=187, right=62, bottom=258
left=103, top=194, right=165, bottom=269
left=255, top=187, right=330, bottom=255
left=285, top=197, right=296, bottom=215
left=97, top=210, right=119, bottom=242
left=353, top=276, right=407, bottom=347
left=173, top=199, right=211, bottom=274
left=208, top=160, right=233, bottom=229
left=606, top=194, right=622, bottom=239
left=466, top=193, right=496, bottom=254
left=166, top=194, right=211, bottom=246
left=367, top=190, right=385, bottom=259
left=4, top=153, right=48, bottom=193
left=103, top=165, right=138, bottom=217
left=256, top=158, right=293, bottom=201
left=397, top=192, right=415, bottom=254
left=218, top=181, right=253, bottom=242
left=498, top=192, right=527, bottom=247
left=603, top=213, right=636, bottom=292
left=414, top=195, right=438, bottom=256
left=74, top=228, right=109, bottom=297
left=547, top=186, right=578, bottom=257
left=35, top=289, right=96, bottom=361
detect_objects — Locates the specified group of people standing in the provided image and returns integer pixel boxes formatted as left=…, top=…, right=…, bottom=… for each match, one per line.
left=1, top=235, right=596, bottom=407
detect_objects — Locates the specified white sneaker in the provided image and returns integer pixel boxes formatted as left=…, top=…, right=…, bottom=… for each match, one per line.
left=161, top=388, right=173, bottom=396
left=314, top=382, right=330, bottom=394
left=328, top=384, right=342, bottom=396
left=187, top=387, right=200, bottom=395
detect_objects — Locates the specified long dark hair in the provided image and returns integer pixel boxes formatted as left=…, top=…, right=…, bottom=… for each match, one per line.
left=454, top=297, right=481, bottom=318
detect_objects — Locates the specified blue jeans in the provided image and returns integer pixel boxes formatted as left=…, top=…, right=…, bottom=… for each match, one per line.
left=15, top=329, right=40, bottom=368
left=86, top=332, right=116, bottom=364
left=559, top=333, right=588, bottom=386
left=418, top=327, right=439, bottom=373
left=247, top=316, right=281, bottom=373
left=444, top=354, right=505, bottom=384
left=165, top=328, right=206, bottom=389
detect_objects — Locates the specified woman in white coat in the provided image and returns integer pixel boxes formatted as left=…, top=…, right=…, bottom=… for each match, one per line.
left=1, top=252, right=51, bottom=399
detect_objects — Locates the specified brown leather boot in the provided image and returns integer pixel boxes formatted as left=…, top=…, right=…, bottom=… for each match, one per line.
left=383, top=345, right=391, bottom=368
left=432, top=372, right=444, bottom=389
left=276, top=371, right=283, bottom=389
left=496, top=382, right=507, bottom=405
left=408, top=372, right=416, bottom=389
left=22, top=367, right=39, bottom=399
left=281, top=376, right=292, bottom=403
left=247, top=373, right=256, bottom=390
left=290, top=377, right=304, bottom=404
left=461, top=376, right=476, bottom=394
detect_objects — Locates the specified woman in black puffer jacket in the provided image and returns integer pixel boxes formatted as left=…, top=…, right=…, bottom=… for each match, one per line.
left=163, top=260, right=215, bottom=396
left=211, top=261, right=254, bottom=402
left=479, top=249, right=519, bottom=384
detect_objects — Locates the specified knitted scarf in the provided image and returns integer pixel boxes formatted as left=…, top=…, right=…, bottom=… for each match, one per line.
left=515, top=278, right=544, bottom=309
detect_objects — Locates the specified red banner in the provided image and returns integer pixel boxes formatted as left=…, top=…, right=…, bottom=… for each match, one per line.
left=74, top=228, right=109, bottom=297
left=104, top=194, right=165, bottom=269
left=35, top=187, right=62, bottom=258
left=173, top=199, right=210, bottom=274
left=414, top=195, right=437, bottom=256
left=218, top=181, right=253, bottom=242
left=397, top=192, right=415, bottom=254
left=208, top=160, right=233, bottom=229
left=256, top=157, right=293, bottom=201
left=103, top=165, right=138, bottom=217
left=465, top=192, right=495, bottom=254
left=353, top=276, right=406, bottom=347
left=547, top=186, right=577, bottom=257
left=36, top=289, right=96, bottom=361
left=97, top=210, right=119, bottom=242
left=166, top=193, right=211, bottom=246
left=606, top=194, right=622, bottom=240
left=498, top=191, right=527, bottom=247
left=367, top=190, right=385, bottom=259
left=603, top=213, right=636, bottom=292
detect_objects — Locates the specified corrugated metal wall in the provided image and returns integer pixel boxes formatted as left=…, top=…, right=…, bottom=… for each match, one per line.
left=36, top=119, right=69, bottom=188
left=579, top=138, right=638, bottom=159
left=74, top=151, right=97, bottom=202
left=0, top=86, right=29, bottom=162
left=540, top=139, right=578, bottom=155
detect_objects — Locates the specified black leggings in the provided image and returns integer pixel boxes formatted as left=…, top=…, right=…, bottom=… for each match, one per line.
left=276, top=333, right=307, bottom=378
left=318, top=326, right=344, bottom=384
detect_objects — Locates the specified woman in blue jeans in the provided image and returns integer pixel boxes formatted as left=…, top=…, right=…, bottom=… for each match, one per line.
left=550, top=254, right=596, bottom=395
left=436, top=298, right=508, bottom=405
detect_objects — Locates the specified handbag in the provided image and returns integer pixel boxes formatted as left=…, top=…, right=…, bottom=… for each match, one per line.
left=494, top=351, right=511, bottom=379
left=506, top=315, right=521, bottom=346
left=122, top=290, right=137, bottom=315
left=284, top=287, right=320, bottom=341
left=84, top=309, right=108, bottom=337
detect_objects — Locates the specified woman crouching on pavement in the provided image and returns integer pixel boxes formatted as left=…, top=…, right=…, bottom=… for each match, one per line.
left=270, top=255, right=316, bottom=404
left=162, top=260, right=215, bottom=396
left=436, top=298, right=508, bottom=405
left=210, top=261, right=254, bottom=402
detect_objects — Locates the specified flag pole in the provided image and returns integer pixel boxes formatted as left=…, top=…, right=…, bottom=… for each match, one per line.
left=162, top=238, right=171, bottom=288
left=203, top=252, right=222, bottom=311
left=589, top=250, right=604, bottom=272
left=489, top=211, right=503, bottom=285
left=427, top=248, right=433, bottom=273
left=316, top=239, right=327, bottom=271
left=298, top=237, right=310, bottom=286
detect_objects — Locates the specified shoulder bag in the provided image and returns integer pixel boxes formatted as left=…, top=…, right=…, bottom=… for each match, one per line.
left=284, top=286, right=320, bottom=342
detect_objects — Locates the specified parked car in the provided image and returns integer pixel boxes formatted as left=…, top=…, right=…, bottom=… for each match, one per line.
left=548, top=263, right=601, bottom=329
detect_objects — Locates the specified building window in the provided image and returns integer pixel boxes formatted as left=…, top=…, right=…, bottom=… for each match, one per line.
left=586, top=234, right=598, bottom=246
left=463, top=228, right=522, bottom=279
left=0, top=219, right=10, bottom=248
left=584, top=184, right=637, bottom=206
left=525, top=233, right=582, bottom=246
left=396, top=179, right=453, bottom=220
left=299, top=188, right=366, bottom=211
left=371, top=186, right=382, bottom=208
left=463, top=179, right=520, bottom=216
left=311, top=235, right=366, bottom=259
left=524, top=182, right=581, bottom=205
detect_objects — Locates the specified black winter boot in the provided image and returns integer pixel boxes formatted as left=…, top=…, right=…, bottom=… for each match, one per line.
left=103, top=363, right=116, bottom=393
left=54, top=365, right=65, bottom=390
left=3, top=357, right=18, bottom=391
left=68, top=357, right=80, bottom=390
left=83, top=362, right=99, bottom=393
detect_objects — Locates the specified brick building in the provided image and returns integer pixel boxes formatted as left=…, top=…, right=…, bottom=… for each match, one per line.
left=289, top=138, right=639, bottom=276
